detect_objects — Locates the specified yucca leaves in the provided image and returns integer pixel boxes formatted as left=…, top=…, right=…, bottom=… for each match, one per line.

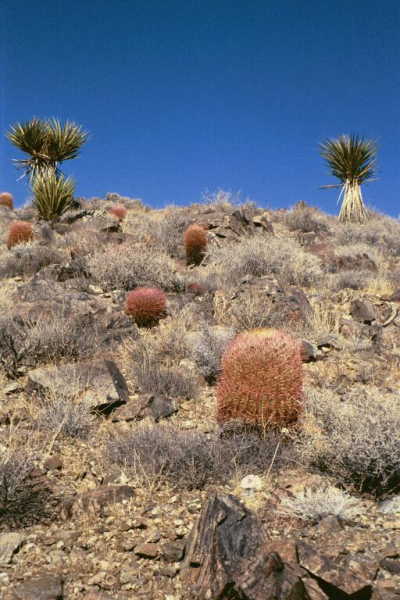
left=320, top=134, right=377, bottom=223
left=7, top=118, right=88, bottom=180
left=320, top=134, right=376, bottom=184
left=32, top=171, right=75, bottom=222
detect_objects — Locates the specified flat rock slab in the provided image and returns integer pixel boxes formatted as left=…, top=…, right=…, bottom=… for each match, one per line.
left=27, top=359, right=128, bottom=412
left=0, top=532, right=25, bottom=565
left=64, top=485, right=135, bottom=517
left=8, top=574, right=63, bottom=600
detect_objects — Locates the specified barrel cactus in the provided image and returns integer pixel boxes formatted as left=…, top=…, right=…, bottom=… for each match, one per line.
left=217, top=328, right=303, bottom=428
left=109, top=204, right=127, bottom=221
left=7, top=221, right=34, bottom=249
left=183, top=224, right=207, bottom=265
left=125, top=287, right=167, bottom=326
left=0, top=192, right=14, bottom=209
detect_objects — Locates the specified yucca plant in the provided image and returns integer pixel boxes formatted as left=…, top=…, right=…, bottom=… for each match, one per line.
left=32, top=171, right=75, bottom=222
left=320, top=134, right=377, bottom=223
left=7, top=118, right=88, bottom=181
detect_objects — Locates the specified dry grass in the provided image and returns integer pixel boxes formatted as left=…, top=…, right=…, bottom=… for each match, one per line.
left=88, top=242, right=183, bottom=292
left=296, top=386, right=400, bottom=496
left=205, top=234, right=323, bottom=289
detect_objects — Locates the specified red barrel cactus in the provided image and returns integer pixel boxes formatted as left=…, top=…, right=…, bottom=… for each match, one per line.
left=217, top=328, right=303, bottom=428
left=7, top=221, right=34, bottom=249
left=183, top=224, right=207, bottom=265
left=109, top=204, right=127, bottom=221
left=0, top=192, right=14, bottom=209
left=125, top=287, right=167, bottom=326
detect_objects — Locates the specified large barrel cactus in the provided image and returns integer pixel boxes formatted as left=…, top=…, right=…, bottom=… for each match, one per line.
left=217, top=328, right=303, bottom=428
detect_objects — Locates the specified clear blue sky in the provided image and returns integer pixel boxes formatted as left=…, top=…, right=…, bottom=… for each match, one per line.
left=1, top=0, right=399, bottom=214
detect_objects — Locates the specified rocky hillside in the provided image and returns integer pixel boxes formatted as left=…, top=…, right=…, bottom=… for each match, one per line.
left=0, top=193, right=400, bottom=599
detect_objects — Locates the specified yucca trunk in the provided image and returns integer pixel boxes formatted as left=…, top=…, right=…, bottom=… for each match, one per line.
left=338, top=180, right=369, bottom=224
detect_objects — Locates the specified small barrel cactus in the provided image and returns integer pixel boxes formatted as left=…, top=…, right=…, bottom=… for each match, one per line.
left=0, top=192, right=14, bottom=209
left=109, top=204, right=127, bottom=221
left=125, top=287, right=167, bottom=326
left=217, top=328, right=303, bottom=428
left=183, top=224, right=207, bottom=265
left=7, top=221, right=34, bottom=249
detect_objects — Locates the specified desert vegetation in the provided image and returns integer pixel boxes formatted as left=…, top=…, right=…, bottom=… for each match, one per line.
left=0, top=126, right=399, bottom=598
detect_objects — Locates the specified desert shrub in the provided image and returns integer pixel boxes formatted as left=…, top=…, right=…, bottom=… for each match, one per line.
left=297, top=387, right=400, bottom=496
left=131, top=340, right=197, bottom=399
left=105, top=192, right=147, bottom=211
left=7, top=221, right=34, bottom=249
left=125, top=287, right=167, bottom=326
left=328, top=270, right=372, bottom=291
left=217, top=329, right=303, bottom=428
left=218, top=292, right=275, bottom=332
left=36, top=395, right=93, bottom=439
left=107, top=425, right=286, bottom=489
left=0, top=444, right=50, bottom=527
left=155, top=206, right=194, bottom=257
left=335, top=216, right=400, bottom=256
left=0, top=243, right=64, bottom=279
left=88, top=243, right=183, bottom=292
left=0, top=192, right=14, bottom=209
left=32, top=171, right=75, bottom=222
left=206, top=235, right=322, bottom=289
left=188, top=325, right=236, bottom=383
left=0, top=311, right=101, bottom=377
left=108, top=204, right=127, bottom=220
left=280, top=484, right=361, bottom=521
left=184, top=224, right=208, bottom=265
left=284, top=206, right=330, bottom=234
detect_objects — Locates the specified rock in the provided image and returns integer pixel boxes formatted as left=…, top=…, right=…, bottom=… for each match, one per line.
left=111, top=393, right=177, bottom=422
left=379, top=496, right=400, bottom=515
left=67, top=485, right=135, bottom=516
left=9, top=574, right=63, bottom=600
left=300, top=340, right=318, bottom=362
left=350, top=299, right=377, bottom=324
left=252, top=214, right=274, bottom=233
left=162, top=541, right=185, bottom=562
left=240, top=474, right=264, bottom=495
left=27, top=359, right=129, bottom=413
left=3, top=382, right=24, bottom=395
left=316, top=335, right=342, bottom=350
left=134, top=542, right=160, bottom=559
left=0, top=532, right=25, bottom=565
left=182, top=493, right=306, bottom=599
left=43, top=455, right=63, bottom=471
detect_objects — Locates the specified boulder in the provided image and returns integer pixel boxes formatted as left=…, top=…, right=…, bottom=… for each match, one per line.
left=8, top=574, right=63, bottom=600
left=350, top=299, right=377, bottom=324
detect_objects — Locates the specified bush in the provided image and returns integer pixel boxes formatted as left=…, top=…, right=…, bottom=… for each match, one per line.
left=155, top=206, right=194, bottom=258
left=0, top=192, right=14, bottom=209
left=107, top=425, right=286, bottom=489
left=184, top=224, right=207, bottom=265
left=284, top=206, right=330, bottom=234
left=36, top=395, right=93, bottom=439
left=108, top=204, right=127, bottom=220
left=0, top=243, right=64, bottom=279
left=297, top=387, right=400, bottom=496
left=131, top=340, right=197, bottom=400
left=32, top=171, right=75, bottom=222
left=217, top=329, right=303, bottom=428
left=280, top=484, right=361, bottom=521
left=0, top=310, right=101, bottom=377
left=7, top=221, right=34, bottom=249
left=206, top=235, right=322, bottom=289
left=125, top=287, right=167, bottom=326
left=88, top=243, right=182, bottom=292
left=188, top=325, right=236, bottom=383
left=0, top=445, right=50, bottom=526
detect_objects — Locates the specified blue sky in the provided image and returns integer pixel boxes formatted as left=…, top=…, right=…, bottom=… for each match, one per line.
left=1, top=0, right=399, bottom=214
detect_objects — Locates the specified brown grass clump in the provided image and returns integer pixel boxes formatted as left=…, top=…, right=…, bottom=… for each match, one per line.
left=0, top=192, right=14, bottom=209
left=184, top=224, right=207, bottom=265
left=217, top=328, right=303, bottom=428
left=7, top=221, right=34, bottom=249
